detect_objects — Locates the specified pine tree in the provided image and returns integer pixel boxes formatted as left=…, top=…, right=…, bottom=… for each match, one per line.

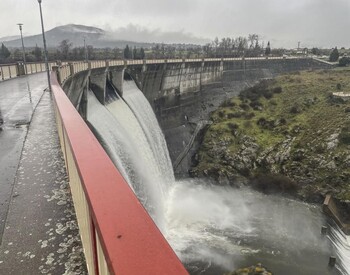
left=133, top=47, right=137, bottom=60
left=0, top=43, right=11, bottom=60
left=329, top=47, right=339, bottom=62
left=265, top=41, right=271, bottom=56
left=140, top=47, right=145, bottom=59
left=33, top=44, right=42, bottom=61
left=124, top=45, right=130, bottom=59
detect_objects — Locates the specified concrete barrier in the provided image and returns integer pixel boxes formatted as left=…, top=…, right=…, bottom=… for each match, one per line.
left=323, top=194, right=350, bottom=235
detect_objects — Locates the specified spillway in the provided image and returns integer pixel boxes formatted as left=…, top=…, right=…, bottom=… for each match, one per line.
left=86, top=78, right=350, bottom=275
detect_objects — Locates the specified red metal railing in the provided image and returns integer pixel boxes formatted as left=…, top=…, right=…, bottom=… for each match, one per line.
left=51, top=71, right=188, bottom=275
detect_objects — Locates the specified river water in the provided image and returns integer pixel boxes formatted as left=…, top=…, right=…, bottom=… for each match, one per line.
left=86, top=79, right=350, bottom=275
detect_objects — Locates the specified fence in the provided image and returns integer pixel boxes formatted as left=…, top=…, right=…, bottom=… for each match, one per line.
left=1, top=56, right=316, bottom=84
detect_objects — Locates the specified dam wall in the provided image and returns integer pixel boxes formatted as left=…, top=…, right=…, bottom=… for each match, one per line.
left=60, top=58, right=332, bottom=175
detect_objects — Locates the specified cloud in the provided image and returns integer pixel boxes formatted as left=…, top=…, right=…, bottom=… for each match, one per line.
left=0, top=0, right=349, bottom=48
left=103, top=24, right=210, bottom=44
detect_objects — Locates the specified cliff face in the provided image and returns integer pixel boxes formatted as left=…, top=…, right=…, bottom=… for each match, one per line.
left=191, top=68, right=350, bottom=202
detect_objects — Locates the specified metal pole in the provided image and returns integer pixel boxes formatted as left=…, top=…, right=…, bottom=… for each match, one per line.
left=84, top=37, right=88, bottom=62
left=37, top=0, right=51, bottom=91
left=17, top=23, right=27, bottom=74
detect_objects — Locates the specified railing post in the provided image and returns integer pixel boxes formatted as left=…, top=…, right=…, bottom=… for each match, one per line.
left=52, top=66, right=61, bottom=85
left=142, top=59, right=147, bottom=72
left=69, top=63, right=74, bottom=77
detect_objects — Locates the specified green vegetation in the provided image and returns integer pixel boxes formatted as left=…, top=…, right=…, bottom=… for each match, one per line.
left=192, top=69, right=350, bottom=201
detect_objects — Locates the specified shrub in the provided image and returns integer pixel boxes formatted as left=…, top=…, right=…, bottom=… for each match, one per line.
left=344, top=107, right=350, bottom=113
left=339, top=56, right=350, bottom=67
left=339, top=132, right=350, bottom=145
left=228, top=123, right=239, bottom=130
left=337, top=83, right=342, bottom=90
left=244, top=112, right=255, bottom=119
left=218, top=111, right=225, bottom=118
left=257, top=117, right=267, bottom=126
left=249, top=100, right=262, bottom=108
left=273, top=87, right=283, bottom=94
left=239, top=103, right=250, bottom=110
left=243, top=120, right=252, bottom=128
left=227, top=112, right=242, bottom=119
left=262, top=90, right=273, bottom=99
left=290, top=105, right=301, bottom=114
left=222, top=99, right=236, bottom=107
left=269, top=100, right=277, bottom=106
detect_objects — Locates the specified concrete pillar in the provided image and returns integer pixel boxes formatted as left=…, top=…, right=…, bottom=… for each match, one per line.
left=200, top=59, right=205, bottom=90
left=328, top=256, right=336, bottom=267
left=52, top=66, right=61, bottom=84
left=142, top=60, right=147, bottom=72
left=69, top=63, right=74, bottom=76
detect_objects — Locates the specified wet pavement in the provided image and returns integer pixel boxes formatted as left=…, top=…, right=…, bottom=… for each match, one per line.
left=0, top=75, right=86, bottom=274
left=0, top=73, right=46, bottom=238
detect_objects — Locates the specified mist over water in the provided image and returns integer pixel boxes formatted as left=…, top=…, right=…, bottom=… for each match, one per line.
left=87, top=79, right=350, bottom=275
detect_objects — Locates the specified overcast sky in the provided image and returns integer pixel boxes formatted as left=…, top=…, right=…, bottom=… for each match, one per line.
left=1, top=0, right=349, bottom=48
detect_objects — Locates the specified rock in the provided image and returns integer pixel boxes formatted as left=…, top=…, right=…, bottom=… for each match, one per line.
left=326, top=133, right=339, bottom=150
left=225, top=263, right=273, bottom=275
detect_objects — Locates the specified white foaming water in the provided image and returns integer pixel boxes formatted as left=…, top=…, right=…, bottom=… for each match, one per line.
left=87, top=89, right=133, bottom=186
left=122, top=80, right=174, bottom=186
left=88, top=80, right=350, bottom=274
left=329, top=225, right=350, bottom=275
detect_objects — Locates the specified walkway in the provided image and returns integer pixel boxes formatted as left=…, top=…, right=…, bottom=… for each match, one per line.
left=0, top=74, right=86, bottom=274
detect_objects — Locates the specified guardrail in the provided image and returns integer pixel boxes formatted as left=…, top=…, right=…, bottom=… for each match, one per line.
left=0, top=61, right=56, bottom=81
left=51, top=69, right=188, bottom=275
left=1, top=56, right=317, bottom=84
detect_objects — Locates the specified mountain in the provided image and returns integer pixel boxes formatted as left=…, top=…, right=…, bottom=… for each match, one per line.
left=0, top=35, right=20, bottom=42
left=1, top=24, right=153, bottom=49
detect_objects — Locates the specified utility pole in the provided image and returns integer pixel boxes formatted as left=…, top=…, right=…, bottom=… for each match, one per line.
left=17, top=23, right=27, bottom=75
left=84, top=37, right=88, bottom=62
left=37, top=0, right=51, bottom=91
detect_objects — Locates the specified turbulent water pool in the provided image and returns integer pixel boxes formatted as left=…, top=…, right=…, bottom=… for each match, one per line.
left=165, top=179, right=348, bottom=275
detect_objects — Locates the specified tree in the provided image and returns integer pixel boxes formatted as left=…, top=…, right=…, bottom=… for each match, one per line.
left=0, top=43, right=11, bottom=60
left=339, top=56, right=350, bottom=67
left=58, top=39, right=72, bottom=60
left=265, top=41, right=271, bottom=56
left=124, top=45, right=131, bottom=59
left=311, top=47, right=320, bottom=55
left=33, top=44, right=42, bottom=61
left=329, top=47, right=339, bottom=62
left=140, top=47, right=145, bottom=59
left=133, top=47, right=137, bottom=59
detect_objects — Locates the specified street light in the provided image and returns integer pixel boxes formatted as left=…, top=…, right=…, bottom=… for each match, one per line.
left=37, top=0, right=51, bottom=91
left=84, top=37, right=88, bottom=62
left=17, top=23, right=27, bottom=75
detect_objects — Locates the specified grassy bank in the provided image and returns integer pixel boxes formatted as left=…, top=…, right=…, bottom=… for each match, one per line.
left=192, top=68, right=350, bottom=201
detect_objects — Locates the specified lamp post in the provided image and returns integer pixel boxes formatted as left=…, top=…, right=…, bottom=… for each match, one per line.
left=37, top=0, right=51, bottom=91
left=84, top=37, right=88, bottom=62
left=17, top=23, right=27, bottom=75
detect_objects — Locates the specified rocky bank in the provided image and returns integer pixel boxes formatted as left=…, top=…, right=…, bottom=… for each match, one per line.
left=191, top=69, right=350, bottom=209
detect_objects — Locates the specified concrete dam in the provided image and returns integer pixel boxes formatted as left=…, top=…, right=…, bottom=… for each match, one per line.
left=62, top=57, right=330, bottom=176
left=55, top=57, right=350, bottom=274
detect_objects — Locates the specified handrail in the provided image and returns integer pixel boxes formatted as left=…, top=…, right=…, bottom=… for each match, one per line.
left=1, top=56, right=319, bottom=83
left=51, top=71, right=188, bottom=275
